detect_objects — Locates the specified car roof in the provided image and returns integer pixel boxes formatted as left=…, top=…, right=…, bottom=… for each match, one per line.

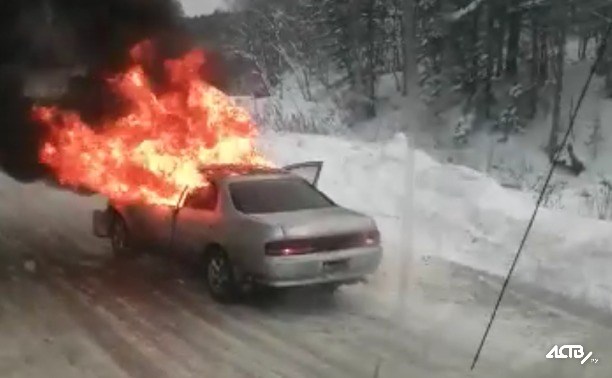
left=108, top=165, right=297, bottom=206
left=199, top=164, right=294, bottom=183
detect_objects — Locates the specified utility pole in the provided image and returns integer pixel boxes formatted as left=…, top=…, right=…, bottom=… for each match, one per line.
left=402, top=0, right=416, bottom=96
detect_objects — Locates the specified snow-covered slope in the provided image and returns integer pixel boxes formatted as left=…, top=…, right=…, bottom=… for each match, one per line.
left=259, top=132, right=612, bottom=312
left=244, top=38, right=612, bottom=223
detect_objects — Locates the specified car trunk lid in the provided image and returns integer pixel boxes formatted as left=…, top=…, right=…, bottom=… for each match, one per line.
left=250, top=207, right=374, bottom=238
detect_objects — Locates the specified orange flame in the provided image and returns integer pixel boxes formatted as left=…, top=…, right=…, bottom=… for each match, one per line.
left=33, top=42, right=269, bottom=206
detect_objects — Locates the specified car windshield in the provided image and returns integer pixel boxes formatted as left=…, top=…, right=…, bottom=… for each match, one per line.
left=229, top=177, right=335, bottom=214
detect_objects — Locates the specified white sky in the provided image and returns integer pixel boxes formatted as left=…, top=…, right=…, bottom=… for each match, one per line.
left=180, top=0, right=229, bottom=16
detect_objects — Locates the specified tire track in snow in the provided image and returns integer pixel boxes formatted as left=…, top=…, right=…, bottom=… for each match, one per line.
left=67, top=271, right=279, bottom=378
left=165, top=278, right=409, bottom=378
left=43, top=238, right=435, bottom=378
left=24, top=236, right=195, bottom=378
left=106, top=262, right=355, bottom=378
left=157, top=285, right=359, bottom=378
left=44, top=271, right=183, bottom=378
left=56, top=258, right=339, bottom=378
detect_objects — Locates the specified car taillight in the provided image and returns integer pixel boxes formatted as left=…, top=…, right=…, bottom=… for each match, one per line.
left=363, top=230, right=380, bottom=246
left=266, top=230, right=381, bottom=256
left=265, top=240, right=317, bottom=256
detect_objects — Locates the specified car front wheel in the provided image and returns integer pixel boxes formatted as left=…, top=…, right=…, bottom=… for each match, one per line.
left=111, top=216, right=134, bottom=258
left=205, top=248, right=238, bottom=303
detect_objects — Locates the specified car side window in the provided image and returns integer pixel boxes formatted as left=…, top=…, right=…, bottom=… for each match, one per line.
left=183, top=184, right=218, bottom=211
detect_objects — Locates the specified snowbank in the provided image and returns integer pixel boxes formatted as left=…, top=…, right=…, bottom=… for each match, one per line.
left=260, top=132, right=612, bottom=312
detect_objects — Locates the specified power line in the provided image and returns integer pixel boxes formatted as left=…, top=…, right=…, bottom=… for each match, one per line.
left=470, top=20, right=612, bottom=371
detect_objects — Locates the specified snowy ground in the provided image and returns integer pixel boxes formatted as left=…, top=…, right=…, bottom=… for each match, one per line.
left=1, top=132, right=612, bottom=377
left=243, top=37, right=612, bottom=223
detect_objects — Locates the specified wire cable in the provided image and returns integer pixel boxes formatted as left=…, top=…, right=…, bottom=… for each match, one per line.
left=470, top=21, right=612, bottom=371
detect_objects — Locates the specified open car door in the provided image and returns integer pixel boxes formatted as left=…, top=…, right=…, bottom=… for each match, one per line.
left=169, top=186, right=191, bottom=251
left=283, top=161, right=323, bottom=187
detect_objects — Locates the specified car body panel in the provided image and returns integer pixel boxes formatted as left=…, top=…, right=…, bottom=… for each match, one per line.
left=111, top=203, right=177, bottom=250
left=94, top=162, right=383, bottom=288
left=172, top=207, right=216, bottom=256
left=249, top=207, right=376, bottom=239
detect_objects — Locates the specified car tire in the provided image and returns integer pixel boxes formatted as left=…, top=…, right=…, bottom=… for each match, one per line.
left=319, top=282, right=341, bottom=294
left=204, top=247, right=238, bottom=303
left=110, top=215, right=135, bottom=258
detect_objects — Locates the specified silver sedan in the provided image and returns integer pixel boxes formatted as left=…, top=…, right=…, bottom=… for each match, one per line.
left=93, top=162, right=382, bottom=302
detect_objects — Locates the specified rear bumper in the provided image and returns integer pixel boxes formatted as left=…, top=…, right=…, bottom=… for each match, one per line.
left=255, top=246, right=382, bottom=288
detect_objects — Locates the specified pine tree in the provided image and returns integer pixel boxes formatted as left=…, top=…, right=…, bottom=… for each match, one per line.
left=416, top=0, right=444, bottom=103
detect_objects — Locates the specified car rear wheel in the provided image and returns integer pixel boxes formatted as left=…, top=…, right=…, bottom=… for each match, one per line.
left=205, top=248, right=238, bottom=303
left=111, top=216, right=134, bottom=258
left=319, top=282, right=341, bottom=294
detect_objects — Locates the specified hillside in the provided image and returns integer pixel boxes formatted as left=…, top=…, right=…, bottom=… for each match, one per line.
left=229, top=35, right=612, bottom=223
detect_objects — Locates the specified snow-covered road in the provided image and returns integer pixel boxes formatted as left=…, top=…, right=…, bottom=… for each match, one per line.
left=0, top=180, right=610, bottom=378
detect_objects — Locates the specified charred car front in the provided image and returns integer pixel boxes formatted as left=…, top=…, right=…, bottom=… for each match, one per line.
left=92, top=162, right=382, bottom=302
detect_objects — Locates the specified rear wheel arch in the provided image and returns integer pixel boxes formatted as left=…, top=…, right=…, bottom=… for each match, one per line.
left=107, top=206, right=123, bottom=224
left=202, top=243, right=225, bottom=262
left=201, top=243, right=244, bottom=279
left=109, top=211, right=135, bottom=257
left=199, top=242, right=232, bottom=266
left=107, top=206, right=135, bottom=233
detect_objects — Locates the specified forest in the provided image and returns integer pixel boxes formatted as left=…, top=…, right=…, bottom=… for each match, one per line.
left=186, top=0, right=612, bottom=166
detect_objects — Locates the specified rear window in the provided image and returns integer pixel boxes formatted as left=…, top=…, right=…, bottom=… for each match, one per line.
left=229, top=178, right=335, bottom=214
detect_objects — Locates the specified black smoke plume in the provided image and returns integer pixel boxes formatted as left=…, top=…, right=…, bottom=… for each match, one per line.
left=0, top=0, right=191, bottom=182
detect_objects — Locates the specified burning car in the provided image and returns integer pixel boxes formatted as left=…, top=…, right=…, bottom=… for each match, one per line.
left=92, top=161, right=383, bottom=302
left=31, top=43, right=382, bottom=302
